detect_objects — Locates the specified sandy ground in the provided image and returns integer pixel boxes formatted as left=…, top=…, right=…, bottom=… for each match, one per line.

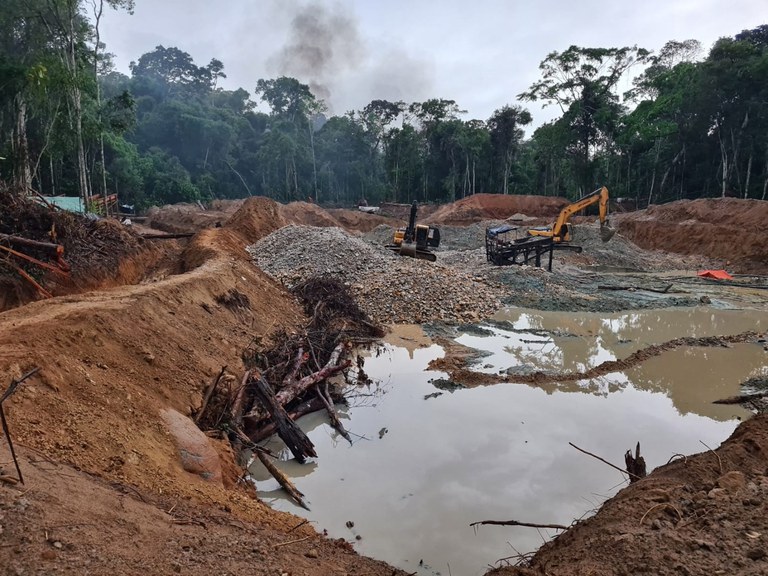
left=2, top=193, right=768, bottom=575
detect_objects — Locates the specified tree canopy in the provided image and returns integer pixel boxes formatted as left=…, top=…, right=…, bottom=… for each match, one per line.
left=1, top=6, right=766, bottom=210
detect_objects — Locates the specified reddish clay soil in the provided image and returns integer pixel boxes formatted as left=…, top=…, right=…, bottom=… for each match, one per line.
left=614, top=198, right=768, bottom=274
left=424, top=193, right=570, bottom=226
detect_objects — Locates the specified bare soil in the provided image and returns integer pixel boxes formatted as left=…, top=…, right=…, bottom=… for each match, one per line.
left=614, top=198, right=768, bottom=274
left=1, top=193, right=767, bottom=576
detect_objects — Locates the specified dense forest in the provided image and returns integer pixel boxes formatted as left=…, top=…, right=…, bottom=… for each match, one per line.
left=1, top=1, right=766, bottom=211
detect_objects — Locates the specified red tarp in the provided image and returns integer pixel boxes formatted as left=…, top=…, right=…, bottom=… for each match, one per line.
left=697, top=270, right=733, bottom=280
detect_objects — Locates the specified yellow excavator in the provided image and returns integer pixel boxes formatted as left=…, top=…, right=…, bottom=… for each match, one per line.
left=527, top=186, right=616, bottom=243
left=386, top=200, right=441, bottom=262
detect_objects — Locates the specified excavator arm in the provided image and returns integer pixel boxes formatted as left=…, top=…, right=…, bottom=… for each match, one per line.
left=529, top=186, right=614, bottom=243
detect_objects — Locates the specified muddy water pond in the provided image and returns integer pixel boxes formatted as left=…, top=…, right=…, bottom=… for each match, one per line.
left=251, top=307, right=768, bottom=576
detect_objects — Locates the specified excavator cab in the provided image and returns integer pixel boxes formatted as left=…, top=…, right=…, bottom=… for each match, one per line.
left=386, top=201, right=440, bottom=262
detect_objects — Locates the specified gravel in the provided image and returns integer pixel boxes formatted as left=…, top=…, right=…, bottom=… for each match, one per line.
left=247, top=225, right=506, bottom=324
left=248, top=223, right=710, bottom=324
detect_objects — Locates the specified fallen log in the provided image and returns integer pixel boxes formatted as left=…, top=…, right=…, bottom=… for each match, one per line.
left=469, top=519, right=569, bottom=531
left=249, top=371, right=317, bottom=463
left=0, top=244, right=69, bottom=276
left=255, top=448, right=309, bottom=510
left=275, top=343, right=350, bottom=406
left=0, top=233, right=64, bottom=256
left=139, top=233, right=195, bottom=240
left=246, top=397, right=326, bottom=443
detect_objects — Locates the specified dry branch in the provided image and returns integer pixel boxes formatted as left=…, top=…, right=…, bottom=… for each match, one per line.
left=275, top=343, right=350, bottom=406
left=196, top=365, right=227, bottom=425
left=247, top=397, right=326, bottom=443
left=1, top=367, right=41, bottom=484
left=316, top=381, right=352, bottom=444
left=470, top=519, right=569, bottom=531
left=569, top=442, right=642, bottom=481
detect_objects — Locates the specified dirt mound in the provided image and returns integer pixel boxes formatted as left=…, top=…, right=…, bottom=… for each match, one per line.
left=279, top=201, right=341, bottom=227
left=614, top=198, right=768, bottom=274
left=223, top=196, right=287, bottom=243
left=327, top=208, right=400, bottom=233
left=146, top=201, right=243, bottom=234
left=425, top=194, right=570, bottom=226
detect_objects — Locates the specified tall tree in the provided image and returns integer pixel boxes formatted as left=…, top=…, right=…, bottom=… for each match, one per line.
left=520, top=45, right=650, bottom=193
left=488, top=105, right=532, bottom=194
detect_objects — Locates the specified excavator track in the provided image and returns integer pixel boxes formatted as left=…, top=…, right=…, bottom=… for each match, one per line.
left=386, top=244, right=437, bottom=262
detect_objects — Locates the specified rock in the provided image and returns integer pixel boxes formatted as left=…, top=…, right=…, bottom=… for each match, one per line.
left=717, top=471, right=746, bottom=492
left=693, top=539, right=715, bottom=550
left=746, top=548, right=766, bottom=561
left=160, top=408, right=223, bottom=484
left=305, top=548, right=319, bottom=559
left=708, top=488, right=728, bottom=500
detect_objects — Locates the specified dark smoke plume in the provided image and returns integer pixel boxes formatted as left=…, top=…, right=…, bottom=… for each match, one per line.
left=270, top=1, right=364, bottom=108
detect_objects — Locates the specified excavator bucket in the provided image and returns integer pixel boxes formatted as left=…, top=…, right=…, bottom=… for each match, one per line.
left=600, top=221, right=616, bottom=243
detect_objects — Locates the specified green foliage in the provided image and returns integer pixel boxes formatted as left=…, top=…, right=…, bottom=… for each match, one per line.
left=2, top=10, right=767, bottom=211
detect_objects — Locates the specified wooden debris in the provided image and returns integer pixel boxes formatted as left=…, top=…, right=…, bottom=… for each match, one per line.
left=1, top=367, right=41, bottom=484
left=255, top=448, right=309, bottom=510
left=249, top=371, right=317, bottom=463
left=713, top=391, right=768, bottom=405
left=470, top=519, right=569, bottom=531
left=275, top=343, right=350, bottom=406
left=195, top=365, right=227, bottom=425
left=569, top=441, right=642, bottom=481
left=624, top=442, right=647, bottom=483
left=316, top=381, right=352, bottom=445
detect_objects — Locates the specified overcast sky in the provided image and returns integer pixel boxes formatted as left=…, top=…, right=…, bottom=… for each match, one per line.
left=99, top=0, right=766, bottom=129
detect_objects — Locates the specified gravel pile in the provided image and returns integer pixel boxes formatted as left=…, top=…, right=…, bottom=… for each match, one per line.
left=248, top=225, right=506, bottom=324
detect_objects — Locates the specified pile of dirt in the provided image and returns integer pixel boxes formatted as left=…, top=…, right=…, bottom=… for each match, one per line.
left=326, top=208, right=400, bottom=233
left=146, top=200, right=244, bottom=234
left=279, top=201, right=341, bottom=228
left=614, top=198, right=768, bottom=274
left=425, top=193, right=570, bottom=226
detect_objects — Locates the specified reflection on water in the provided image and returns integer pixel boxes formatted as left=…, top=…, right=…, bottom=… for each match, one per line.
left=252, top=309, right=768, bottom=576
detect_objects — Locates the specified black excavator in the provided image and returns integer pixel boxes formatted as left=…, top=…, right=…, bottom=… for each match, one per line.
left=385, top=200, right=440, bottom=262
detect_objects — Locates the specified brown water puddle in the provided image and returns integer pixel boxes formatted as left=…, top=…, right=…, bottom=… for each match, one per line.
left=251, top=307, right=767, bottom=576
